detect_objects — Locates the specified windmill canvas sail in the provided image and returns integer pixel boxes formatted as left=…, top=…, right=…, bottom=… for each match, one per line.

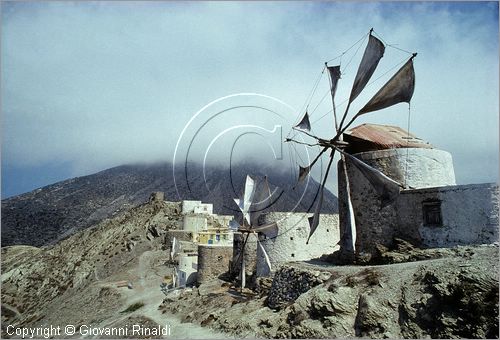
left=298, top=165, right=310, bottom=182
left=340, top=150, right=403, bottom=206
left=306, top=151, right=335, bottom=243
left=234, top=175, right=257, bottom=225
left=307, top=185, right=323, bottom=244
left=357, top=57, right=416, bottom=116
left=250, top=176, right=274, bottom=226
left=257, top=222, right=279, bottom=239
left=257, top=238, right=272, bottom=272
left=294, top=111, right=311, bottom=132
left=327, top=65, right=341, bottom=100
left=339, top=157, right=356, bottom=253
left=349, top=34, right=385, bottom=103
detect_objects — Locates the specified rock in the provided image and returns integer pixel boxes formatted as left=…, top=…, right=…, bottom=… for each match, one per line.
left=126, top=241, right=135, bottom=251
left=147, top=226, right=160, bottom=238
left=149, top=192, right=165, bottom=202
left=318, top=271, right=332, bottom=282
left=198, top=279, right=226, bottom=296
left=354, top=293, right=392, bottom=337
left=164, top=289, right=181, bottom=302
left=267, top=265, right=324, bottom=310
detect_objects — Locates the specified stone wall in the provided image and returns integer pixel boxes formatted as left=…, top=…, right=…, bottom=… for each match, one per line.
left=397, top=183, right=499, bottom=247
left=339, top=149, right=499, bottom=257
left=197, top=244, right=233, bottom=284
left=165, top=230, right=195, bottom=248
left=338, top=158, right=398, bottom=257
left=338, top=148, right=462, bottom=257
left=231, top=232, right=258, bottom=279
left=267, top=263, right=333, bottom=309
left=256, top=212, right=339, bottom=277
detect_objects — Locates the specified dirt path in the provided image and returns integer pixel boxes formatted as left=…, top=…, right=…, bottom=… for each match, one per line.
left=97, top=250, right=233, bottom=339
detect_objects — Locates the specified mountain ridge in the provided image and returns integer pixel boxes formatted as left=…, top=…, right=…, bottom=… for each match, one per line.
left=1, top=161, right=338, bottom=247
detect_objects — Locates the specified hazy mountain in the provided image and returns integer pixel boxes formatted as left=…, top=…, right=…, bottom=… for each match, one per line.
left=1, top=162, right=338, bottom=247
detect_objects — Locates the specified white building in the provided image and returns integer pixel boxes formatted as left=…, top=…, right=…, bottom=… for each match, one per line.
left=256, top=212, right=340, bottom=277
left=338, top=124, right=499, bottom=258
left=183, top=214, right=208, bottom=232
left=181, top=200, right=213, bottom=215
left=176, top=253, right=198, bottom=287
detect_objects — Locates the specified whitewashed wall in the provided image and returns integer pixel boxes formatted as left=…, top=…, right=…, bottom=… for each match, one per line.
left=354, top=148, right=456, bottom=189
left=193, top=204, right=213, bottom=215
left=177, top=254, right=198, bottom=287
left=182, top=200, right=213, bottom=215
left=182, top=200, right=202, bottom=214
left=256, top=212, right=339, bottom=277
left=183, top=215, right=207, bottom=232
left=397, top=183, right=499, bottom=247
left=338, top=147, right=460, bottom=256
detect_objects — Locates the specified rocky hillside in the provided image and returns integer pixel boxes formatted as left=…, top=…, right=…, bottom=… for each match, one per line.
left=2, top=193, right=497, bottom=339
left=2, top=161, right=338, bottom=247
left=1, top=197, right=183, bottom=337
left=160, top=244, right=499, bottom=339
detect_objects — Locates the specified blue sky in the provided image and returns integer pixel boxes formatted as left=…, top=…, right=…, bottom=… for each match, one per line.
left=2, top=1, right=499, bottom=198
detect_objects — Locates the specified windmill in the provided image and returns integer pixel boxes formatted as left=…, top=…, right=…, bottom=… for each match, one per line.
left=286, top=28, right=417, bottom=256
left=231, top=174, right=279, bottom=289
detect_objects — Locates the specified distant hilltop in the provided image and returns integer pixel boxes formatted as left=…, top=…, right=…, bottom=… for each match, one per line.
left=1, top=161, right=338, bottom=247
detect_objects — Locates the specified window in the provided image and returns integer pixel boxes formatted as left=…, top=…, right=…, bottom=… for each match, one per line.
left=422, top=200, right=442, bottom=227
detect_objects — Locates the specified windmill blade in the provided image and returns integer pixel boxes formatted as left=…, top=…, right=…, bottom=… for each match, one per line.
left=233, top=198, right=250, bottom=226
left=242, top=175, right=256, bottom=224
left=234, top=175, right=257, bottom=225
left=298, top=165, right=311, bottom=182
left=293, top=111, right=311, bottom=132
left=257, top=238, right=272, bottom=272
left=250, top=176, right=278, bottom=226
left=357, top=55, right=416, bottom=116
left=349, top=33, right=386, bottom=104
left=326, top=64, right=342, bottom=133
left=307, top=186, right=324, bottom=244
left=232, top=228, right=250, bottom=289
left=334, top=55, right=416, bottom=138
left=338, top=154, right=356, bottom=253
left=241, top=252, right=246, bottom=289
left=327, top=65, right=341, bottom=101
left=259, top=222, right=279, bottom=239
left=296, top=146, right=329, bottom=184
left=306, top=150, right=336, bottom=243
left=337, top=32, right=385, bottom=132
left=240, top=222, right=278, bottom=238
left=335, top=147, right=403, bottom=207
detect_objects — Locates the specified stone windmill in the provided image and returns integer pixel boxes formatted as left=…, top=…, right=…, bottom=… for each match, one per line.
left=286, top=28, right=418, bottom=258
left=232, top=174, right=278, bottom=288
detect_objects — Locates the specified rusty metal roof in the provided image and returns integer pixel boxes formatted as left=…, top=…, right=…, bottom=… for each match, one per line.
left=344, top=123, right=433, bottom=152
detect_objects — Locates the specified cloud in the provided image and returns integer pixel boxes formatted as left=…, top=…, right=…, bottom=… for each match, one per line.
left=1, top=1, right=498, bottom=195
